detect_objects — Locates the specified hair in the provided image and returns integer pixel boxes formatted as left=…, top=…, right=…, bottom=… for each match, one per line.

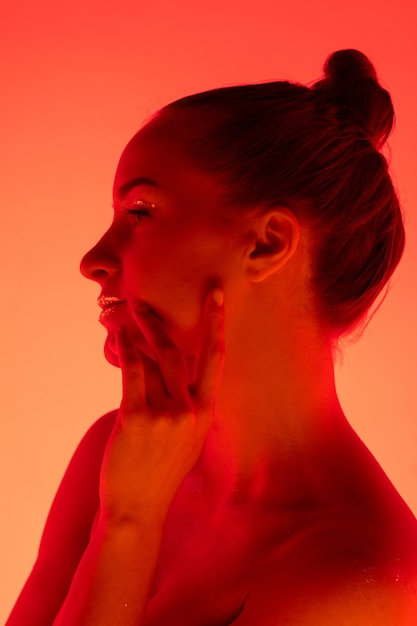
left=160, top=49, right=405, bottom=341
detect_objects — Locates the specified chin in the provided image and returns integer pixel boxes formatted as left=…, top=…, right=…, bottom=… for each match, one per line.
left=102, top=327, right=158, bottom=368
left=104, top=335, right=121, bottom=368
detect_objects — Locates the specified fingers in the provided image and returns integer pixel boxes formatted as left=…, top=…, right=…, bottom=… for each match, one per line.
left=137, top=348, right=169, bottom=406
left=115, top=325, right=146, bottom=414
left=132, top=308, right=189, bottom=403
left=193, top=289, right=225, bottom=410
left=128, top=291, right=225, bottom=417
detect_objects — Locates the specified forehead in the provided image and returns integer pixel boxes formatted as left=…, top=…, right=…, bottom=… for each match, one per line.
left=113, top=115, right=221, bottom=206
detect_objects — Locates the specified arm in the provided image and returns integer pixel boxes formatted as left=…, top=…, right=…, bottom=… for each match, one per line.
left=53, top=519, right=163, bottom=626
left=53, top=290, right=225, bottom=625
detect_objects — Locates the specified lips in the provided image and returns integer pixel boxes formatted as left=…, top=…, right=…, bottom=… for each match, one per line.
left=98, top=295, right=127, bottom=323
left=98, top=295, right=127, bottom=310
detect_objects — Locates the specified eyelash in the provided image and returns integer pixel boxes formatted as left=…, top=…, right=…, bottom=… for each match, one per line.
left=125, top=208, right=149, bottom=222
left=123, top=200, right=155, bottom=224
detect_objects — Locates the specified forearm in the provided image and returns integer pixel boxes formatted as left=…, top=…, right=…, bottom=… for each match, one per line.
left=53, top=519, right=163, bottom=626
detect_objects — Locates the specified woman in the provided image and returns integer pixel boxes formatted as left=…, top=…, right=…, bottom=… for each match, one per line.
left=7, top=49, right=417, bottom=625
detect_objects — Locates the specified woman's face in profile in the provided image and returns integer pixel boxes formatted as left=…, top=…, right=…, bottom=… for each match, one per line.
left=80, top=115, right=244, bottom=367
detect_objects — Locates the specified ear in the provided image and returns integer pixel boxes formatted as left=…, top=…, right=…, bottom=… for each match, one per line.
left=243, top=208, right=300, bottom=283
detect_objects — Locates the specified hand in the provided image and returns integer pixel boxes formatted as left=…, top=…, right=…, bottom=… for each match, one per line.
left=98, top=289, right=225, bottom=528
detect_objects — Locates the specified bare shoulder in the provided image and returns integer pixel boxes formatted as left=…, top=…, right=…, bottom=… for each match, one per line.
left=233, top=430, right=417, bottom=626
left=37, top=408, right=118, bottom=562
left=6, top=409, right=117, bottom=625
left=236, top=568, right=417, bottom=626
left=234, top=506, right=417, bottom=626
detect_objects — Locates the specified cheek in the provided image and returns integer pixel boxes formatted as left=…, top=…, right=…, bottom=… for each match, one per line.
left=126, top=238, right=211, bottom=309
left=123, top=229, right=234, bottom=347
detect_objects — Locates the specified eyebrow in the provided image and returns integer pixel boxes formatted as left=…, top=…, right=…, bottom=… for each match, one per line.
left=116, top=176, right=159, bottom=201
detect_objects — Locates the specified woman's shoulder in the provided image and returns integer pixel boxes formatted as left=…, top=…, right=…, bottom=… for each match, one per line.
left=78, top=408, right=118, bottom=447
left=6, top=410, right=119, bottom=624
left=232, top=432, right=417, bottom=625
left=312, top=430, right=417, bottom=584
left=36, top=408, right=119, bottom=567
left=233, top=502, right=417, bottom=626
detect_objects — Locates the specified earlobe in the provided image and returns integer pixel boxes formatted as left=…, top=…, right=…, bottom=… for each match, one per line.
left=245, top=209, right=300, bottom=283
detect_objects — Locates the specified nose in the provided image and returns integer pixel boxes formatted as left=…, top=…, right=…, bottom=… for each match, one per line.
left=80, top=229, right=121, bottom=282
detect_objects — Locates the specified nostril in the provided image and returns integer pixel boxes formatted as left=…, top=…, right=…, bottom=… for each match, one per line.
left=79, top=252, right=97, bottom=280
left=80, top=262, right=118, bottom=282
left=92, top=268, right=112, bottom=280
left=79, top=250, right=120, bottom=281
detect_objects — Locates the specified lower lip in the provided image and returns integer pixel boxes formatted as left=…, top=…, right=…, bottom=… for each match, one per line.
left=99, top=302, right=126, bottom=323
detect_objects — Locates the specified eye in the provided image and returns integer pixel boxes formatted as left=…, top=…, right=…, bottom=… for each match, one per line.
left=123, top=199, right=156, bottom=224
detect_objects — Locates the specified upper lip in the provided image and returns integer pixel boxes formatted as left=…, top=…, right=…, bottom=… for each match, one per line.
left=97, top=295, right=127, bottom=309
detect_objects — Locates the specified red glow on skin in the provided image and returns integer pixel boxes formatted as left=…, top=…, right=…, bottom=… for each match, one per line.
left=6, top=95, right=417, bottom=626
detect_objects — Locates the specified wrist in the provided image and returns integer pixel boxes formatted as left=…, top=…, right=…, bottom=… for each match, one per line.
left=97, top=509, right=166, bottom=537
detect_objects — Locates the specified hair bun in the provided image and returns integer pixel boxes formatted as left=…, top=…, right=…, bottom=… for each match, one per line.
left=312, top=49, right=394, bottom=150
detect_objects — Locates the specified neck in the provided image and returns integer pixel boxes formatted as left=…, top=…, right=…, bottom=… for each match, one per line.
left=193, top=303, right=348, bottom=510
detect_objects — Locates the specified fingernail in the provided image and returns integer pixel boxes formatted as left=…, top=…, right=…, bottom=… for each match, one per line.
left=211, top=288, right=224, bottom=306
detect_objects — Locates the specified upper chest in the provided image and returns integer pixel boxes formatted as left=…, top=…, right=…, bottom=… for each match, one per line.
left=143, top=482, right=329, bottom=626
left=143, top=481, right=417, bottom=626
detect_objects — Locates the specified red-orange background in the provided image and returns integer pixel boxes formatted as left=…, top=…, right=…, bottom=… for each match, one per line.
left=1, top=0, right=416, bottom=619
